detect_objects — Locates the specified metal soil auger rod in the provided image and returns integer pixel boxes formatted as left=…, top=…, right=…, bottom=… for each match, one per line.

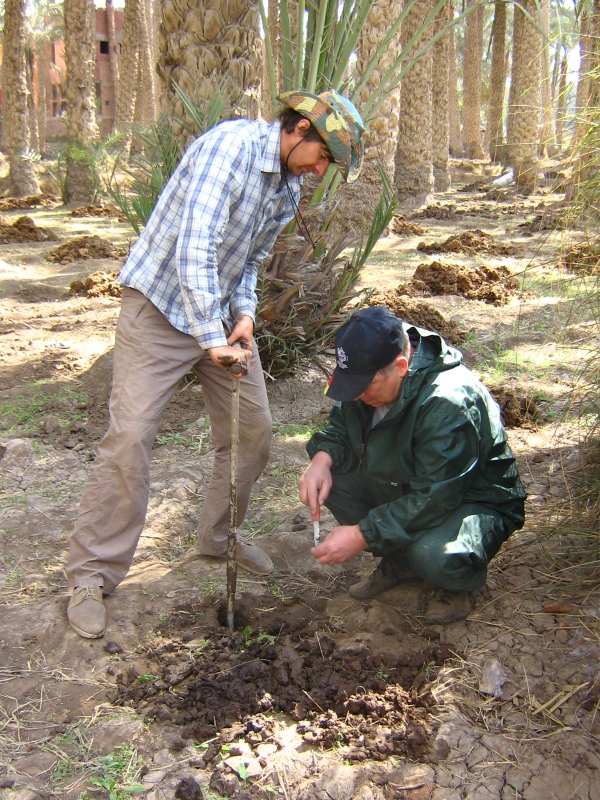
left=217, top=342, right=248, bottom=631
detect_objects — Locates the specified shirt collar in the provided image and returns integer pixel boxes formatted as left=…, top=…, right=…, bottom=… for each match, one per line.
left=260, top=121, right=285, bottom=174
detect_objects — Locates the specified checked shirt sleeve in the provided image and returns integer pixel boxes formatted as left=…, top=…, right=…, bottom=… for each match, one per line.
left=176, top=133, right=247, bottom=350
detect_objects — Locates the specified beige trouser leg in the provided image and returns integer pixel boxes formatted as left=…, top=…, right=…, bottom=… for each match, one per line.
left=66, top=288, right=271, bottom=592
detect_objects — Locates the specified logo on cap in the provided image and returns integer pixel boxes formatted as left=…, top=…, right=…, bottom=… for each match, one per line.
left=337, top=347, right=349, bottom=369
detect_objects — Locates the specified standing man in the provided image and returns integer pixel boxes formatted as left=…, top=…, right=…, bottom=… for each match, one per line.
left=299, top=307, right=526, bottom=623
left=66, top=90, right=365, bottom=639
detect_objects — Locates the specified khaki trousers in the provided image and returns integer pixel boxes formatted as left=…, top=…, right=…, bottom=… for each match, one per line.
left=66, top=288, right=272, bottom=592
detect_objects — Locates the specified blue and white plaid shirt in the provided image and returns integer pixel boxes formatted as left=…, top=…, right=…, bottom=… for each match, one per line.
left=119, top=119, right=300, bottom=350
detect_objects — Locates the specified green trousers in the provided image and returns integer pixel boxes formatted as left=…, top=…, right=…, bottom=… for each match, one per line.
left=325, top=469, right=513, bottom=593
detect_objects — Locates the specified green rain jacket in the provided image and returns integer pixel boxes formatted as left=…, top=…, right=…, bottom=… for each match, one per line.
left=306, top=325, right=526, bottom=556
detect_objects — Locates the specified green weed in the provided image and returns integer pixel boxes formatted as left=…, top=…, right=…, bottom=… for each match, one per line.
left=88, top=744, right=145, bottom=800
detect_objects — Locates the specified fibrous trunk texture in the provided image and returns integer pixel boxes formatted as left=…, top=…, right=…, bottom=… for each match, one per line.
left=37, top=45, right=48, bottom=155
left=331, top=0, right=403, bottom=238
left=394, top=0, right=434, bottom=209
left=539, top=0, right=555, bottom=156
left=506, top=0, right=541, bottom=193
left=106, top=0, right=120, bottom=127
left=432, top=2, right=450, bottom=191
left=137, top=0, right=158, bottom=124
left=115, top=0, right=141, bottom=133
left=157, top=0, right=262, bottom=132
left=64, top=0, right=99, bottom=202
left=555, top=54, right=568, bottom=151
left=26, top=55, right=40, bottom=154
left=462, top=0, right=485, bottom=159
left=486, top=0, right=507, bottom=162
left=2, top=0, right=40, bottom=196
left=261, top=0, right=280, bottom=119
left=448, top=2, right=462, bottom=157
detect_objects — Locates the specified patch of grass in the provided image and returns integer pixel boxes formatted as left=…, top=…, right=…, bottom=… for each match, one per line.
left=0, top=383, right=86, bottom=435
left=87, top=744, right=145, bottom=800
left=273, top=420, right=326, bottom=440
left=155, top=431, right=192, bottom=448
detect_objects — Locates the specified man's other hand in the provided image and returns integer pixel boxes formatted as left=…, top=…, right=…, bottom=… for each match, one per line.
left=299, top=451, right=333, bottom=516
left=228, top=315, right=254, bottom=350
left=311, top=525, right=368, bottom=564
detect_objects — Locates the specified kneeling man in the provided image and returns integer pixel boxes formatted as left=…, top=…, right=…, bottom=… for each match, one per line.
left=299, top=306, right=526, bottom=623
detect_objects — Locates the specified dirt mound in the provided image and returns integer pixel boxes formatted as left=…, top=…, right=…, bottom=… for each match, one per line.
left=390, top=215, right=426, bottom=236
left=0, top=215, right=59, bottom=244
left=415, top=203, right=457, bottom=220
left=417, top=229, right=516, bottom=256
left=46, top=235, right=128, bottom=264
left=69, top=270, right=122, bottom=298
left=487, top=384, right=540, bottom=427
left=70, top=203, right=127, bottom=221
left=400, top=261, right=520, bottom=305
left=109, top=597, right=447, bottom=765
left=0, top=195, right=53, bottom=211
left=560, top=242, right=600, bottom=275
left=368, top=296, right=465, bottom=345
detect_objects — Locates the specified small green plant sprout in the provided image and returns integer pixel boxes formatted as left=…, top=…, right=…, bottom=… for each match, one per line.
left=243, top=626, right=252, bottom=645
left=257, top=632, right=276, bottom=645
left=193, top=639, right=210, bottom=654
left=237, top=763, right=249, bottom=782
left=375, top=669, right=388, bottom=681
left=138, top=674, right=157, bottom=683
left=88, top=745, right=145, bottom=800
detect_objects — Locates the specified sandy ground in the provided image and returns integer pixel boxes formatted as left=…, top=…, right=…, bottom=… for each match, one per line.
left=0, top=169, right=598, bottom=800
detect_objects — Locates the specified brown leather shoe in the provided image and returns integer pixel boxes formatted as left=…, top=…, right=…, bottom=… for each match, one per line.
left=67, top=586, right=106, bottom=638
left=424, top=589, right=477, bottom=624
left=349, top=558, right=416, bottom=600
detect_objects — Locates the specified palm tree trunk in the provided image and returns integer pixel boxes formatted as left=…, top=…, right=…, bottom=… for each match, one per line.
left=462, top=0, right=485, bottom=159
left=539, top=0, right=555, bottom=156
left=506, top=0, right=541, bottom=193
left=138, top=0, right=158, bottom=123
left=157, top=0, right=262, bottom=133
left=486, top=0, right=507, bottom=163
left=106, top=0, right=120, bottom=128
left=555, top=54, right=568, bottom=151
left=332, top=0, right=402, bottom=237
left=2, top=0, right=40, bottom=196
left=37, top=44, right=48, bottom=155
left=448, top=2, right=462, bottom=157
left=64, top=0, right=99, bottom=202
left=574, top=14, right=592, bottom=144
left=115, top=0, right=140, bottom=147
left=432, top=2, right=450, bottom=191
left=394, top=0, right=434, bottom=209
left=26, top=55, right=40, bottom=154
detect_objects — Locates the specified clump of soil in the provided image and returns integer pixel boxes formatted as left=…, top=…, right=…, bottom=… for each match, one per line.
left=487, top=384, right=540, bottom=427
left=0, top=215, right=59, bottom=244
left=369, top=296, right=465, bottom=345
left=390, top=215, right=426, bottom=236
left=560, top=242, right=600, bottom=275
left=0, top=195, right=53, bottom=211
left=69, top=270, right=122, bottom=298
left=397, top=261, right=520, bottom=305
left=415, top=203, right=457, bottom=220
left=417, top=229, right=516, bottom=256
left=70, top=203, right=127, bottom=221
left=109, top=597, right=447, bottom=764
left=46, top=235, right=128, bottom=264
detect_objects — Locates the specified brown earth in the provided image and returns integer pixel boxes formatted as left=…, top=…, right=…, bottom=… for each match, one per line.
left=0, top=195, right=55, bottom=211
left=69, top=270, right=122, bottom=298
left=46, top=235, right=129, bottom=264
left=394, top=261, right=521, bottom=305
left=390, top=216, right=427, bottom=236
left=486, top=385, right=541, bottom=428
left=0, top=178, right=597, bottom=800
left=417, top=229, right=517, bottom=256
left=0, top=215, right=59, bottom=244
left=368, top=294, right=465, bottom=346
left=71, top=203, right=128, bottom=221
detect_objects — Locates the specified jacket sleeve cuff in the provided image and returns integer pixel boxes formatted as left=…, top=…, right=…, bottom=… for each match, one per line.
left=358, top=519, right=382, bottom=554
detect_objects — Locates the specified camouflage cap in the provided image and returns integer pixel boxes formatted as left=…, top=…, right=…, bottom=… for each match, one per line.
left=278, top=89, right=365, bottom=183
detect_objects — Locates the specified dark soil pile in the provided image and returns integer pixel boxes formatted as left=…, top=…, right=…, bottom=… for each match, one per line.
left=368, top=296, right=465, bottom=345
left=414, top=204, right=457, bottom=220
left=487, top=384, right=540, bottom=427
left=109, top=597, right=448, bottom=764
left=417, top=229, right=516, bottom=256
left=69, top=270, right=122, bottom=298
left=70, top=203, right=127, bottom=221
left=390, top=215, right=426, bottom=236
left=399, top=261, right=520, bottom=305
left=46, top=235, right=128, bottom=264
left=0, top=215, right=59, bottom=244
left=560, top=242, right=600, bottom=275
left=0, top=195, right=53, bottom=211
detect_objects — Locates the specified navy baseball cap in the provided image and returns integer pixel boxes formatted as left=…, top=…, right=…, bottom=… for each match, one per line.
left=325, top=307, right=406, bottom=401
